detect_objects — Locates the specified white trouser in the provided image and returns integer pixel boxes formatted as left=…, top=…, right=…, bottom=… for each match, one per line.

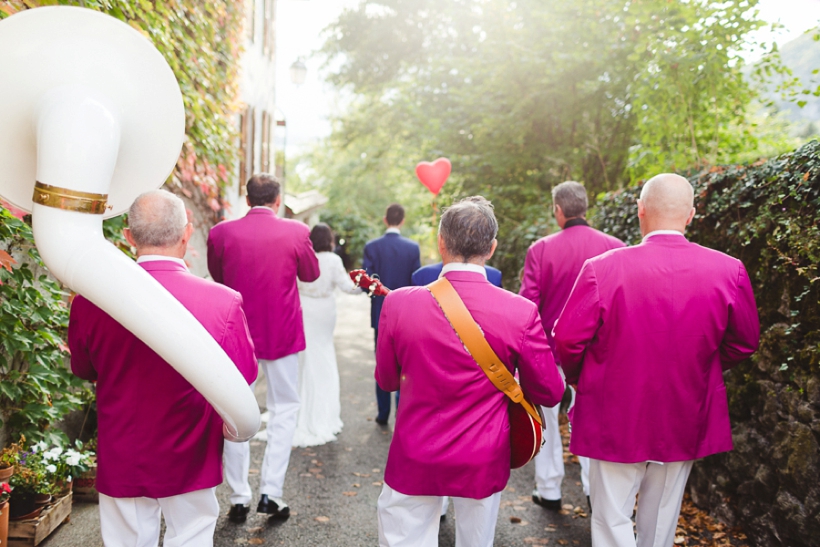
left=377, top=483, right=502, bottom=547
left=224, top=354, right=299, bottom=503
left=534, top=387, right=590, bottom=499
left=99, top=488, right=218, bottom=547
left=589, top=459, right=694, bottom=547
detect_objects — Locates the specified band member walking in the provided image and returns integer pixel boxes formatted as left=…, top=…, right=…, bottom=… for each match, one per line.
left=553, top=174, right=760, bottom=547
left=208, top=174, right=320, bottom=522
left=519, top=181, right=625, bottom=510
left=375, top=197, right=566, bottom=546
left=69, top=190, right=257, bottom=546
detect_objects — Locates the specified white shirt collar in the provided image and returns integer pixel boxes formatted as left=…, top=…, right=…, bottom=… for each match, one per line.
left=136, top=255, right=188, bottom=269
left=252, top=206, right=274, bottom=211
left=385, top=227, right=401, bottom=235
left=440, top=262, right=488, bottom=279
left=643, top=229, right=686, bottom=242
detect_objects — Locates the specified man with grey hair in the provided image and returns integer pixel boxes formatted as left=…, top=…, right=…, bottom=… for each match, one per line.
left=375, top=196, right=566, bottom=546
left=520, top=180, right=625, bottom=511
left=553, top=174, right=759, bottom=547
left=69, top=189, right=257, bottom=546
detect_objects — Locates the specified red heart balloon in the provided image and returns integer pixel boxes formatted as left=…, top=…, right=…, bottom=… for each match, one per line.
left=415, top=158, right=451, bottom=196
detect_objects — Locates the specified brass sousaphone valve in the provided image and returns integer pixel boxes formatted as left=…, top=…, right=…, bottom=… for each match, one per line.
left=33, top=181, right=112, bottom=214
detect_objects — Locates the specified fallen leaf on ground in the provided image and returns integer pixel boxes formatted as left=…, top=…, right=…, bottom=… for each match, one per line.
left=513, top=505, right=526, bottom=511
left=299, top=473, right=312, bottom=477
left=352, top=483, right=361, bottom=487
left=557, top=540, right=568, bottom=546
left=342, top=491, right=358, bottom=497
left=315, top=516, right=330, bottom=522
left=674, top=536, right=686, bottom=545
left=248, top=540, right=264, bottom=545
left=316, top=474, right=325, bottom=479
left=372, top=468, right=381, bottom=473
left=562, top=504, right=574, bottom=510
left=558, top=509, right=571, bottom=516
left=247, top=527, right=263, bottom=533
left=372, top=481, right=383, bottom=486
left=510, top=516, right=522, bottom=523
left=309, top=468, right=322, bottom=473
left=523, top=538, right=550, bottom=544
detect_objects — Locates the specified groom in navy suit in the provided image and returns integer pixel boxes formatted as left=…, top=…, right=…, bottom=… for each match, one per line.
left=363, top=203, right=421, bottom=425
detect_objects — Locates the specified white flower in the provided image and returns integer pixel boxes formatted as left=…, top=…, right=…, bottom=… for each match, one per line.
left=33, top=441, right=48, bottom=453
left=67, top=475, right=72, bottom=483
left=46, top=464, right=57, bottom=474
left=66, top=455, right=81, bottom=466
left=47, top=447, right=63, bottom=458
left=42, top=451, right=57, bottom=461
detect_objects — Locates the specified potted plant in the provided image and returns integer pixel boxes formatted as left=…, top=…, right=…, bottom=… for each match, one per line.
left=39, top=441, right=93, bottom=496
left=0, top=439, right=22, bottom=482
left=7, top=464, right=41, bottom=520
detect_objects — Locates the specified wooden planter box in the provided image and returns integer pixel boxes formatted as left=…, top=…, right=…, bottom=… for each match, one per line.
left=72, top=464, right=98, bottom=504
left=7, top=493, right=71, bottom=547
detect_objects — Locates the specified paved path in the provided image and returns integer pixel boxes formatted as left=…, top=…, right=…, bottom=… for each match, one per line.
left=45, top=292, right=591, bottom=546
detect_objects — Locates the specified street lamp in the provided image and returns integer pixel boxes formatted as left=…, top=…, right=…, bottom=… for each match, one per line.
left=289, top=57, right=307, bottom=86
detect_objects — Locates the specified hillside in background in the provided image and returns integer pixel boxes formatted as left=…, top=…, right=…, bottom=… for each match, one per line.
left=769, top=29, right=820, bottom=130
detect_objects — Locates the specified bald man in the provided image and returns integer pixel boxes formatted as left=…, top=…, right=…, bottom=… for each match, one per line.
left=553, top=174, right=760, bottom=547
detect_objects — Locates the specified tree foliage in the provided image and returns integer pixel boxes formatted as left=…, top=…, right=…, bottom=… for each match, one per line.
left=302, top=0, right=798, bottom=281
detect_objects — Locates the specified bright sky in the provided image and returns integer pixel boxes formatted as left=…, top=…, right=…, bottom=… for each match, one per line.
left=275, top=0, right=820, bottom=152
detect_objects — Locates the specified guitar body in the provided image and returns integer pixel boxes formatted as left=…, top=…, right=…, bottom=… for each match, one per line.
left=349, top=269, right=390, bottom=296
left=509, top=397, right=545, bottom=469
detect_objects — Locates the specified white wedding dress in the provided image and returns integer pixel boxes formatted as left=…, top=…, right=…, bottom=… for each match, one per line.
left=292, top=251, right=360, bottom=447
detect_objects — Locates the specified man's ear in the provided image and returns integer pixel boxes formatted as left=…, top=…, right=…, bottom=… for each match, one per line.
left=685, top=206, right=696, bottom=226
left=246, top=196, right=251, bottom=207
left=181, top=222, right=194, bottom=246
left=486, top=239, right=498, bottom=260
left=637, top=199, right=646, bottom=220
left=124, top=227, right=137, bottom=248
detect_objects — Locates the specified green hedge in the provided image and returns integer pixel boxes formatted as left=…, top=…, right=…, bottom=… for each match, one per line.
left=597, top=140, right=820, bottom=376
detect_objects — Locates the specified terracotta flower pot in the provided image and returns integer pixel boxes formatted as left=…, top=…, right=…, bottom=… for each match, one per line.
left=33, top=493, right=52, bottom=507
left=0, top=500, right=9, bottom=546
left=0, top=467, right=12, bottom=482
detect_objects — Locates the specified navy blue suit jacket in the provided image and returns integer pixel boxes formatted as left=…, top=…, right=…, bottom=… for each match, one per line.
left=362, top=232, right=421, bottom=329
left=411, top=262, right=503, bottom=288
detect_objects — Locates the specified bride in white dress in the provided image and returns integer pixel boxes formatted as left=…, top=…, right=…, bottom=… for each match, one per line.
left=293, top=223, right=360, bottom=447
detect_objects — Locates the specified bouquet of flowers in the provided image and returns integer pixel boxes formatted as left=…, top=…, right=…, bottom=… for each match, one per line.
left=36, top=441, right=93, bottom=484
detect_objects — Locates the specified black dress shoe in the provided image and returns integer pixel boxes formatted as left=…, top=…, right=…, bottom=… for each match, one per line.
left=532, top=490, right=562, bottom=511
left=257, top=494, right=290, bottom=519
left=587, top=495, right=592, bottom=514
left=375, top=417, right=388, bottom=426
left=228, top=503, right=249, bottom=523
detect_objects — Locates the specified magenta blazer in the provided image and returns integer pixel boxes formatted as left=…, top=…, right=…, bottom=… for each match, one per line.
left=207, top=208, right=320, bottom=360
left=376, top=271, right=566, bottom=499
left=69, top=260, right=258, bottom=499
left=520, top=223, right=624, bottom=352
left=553, top=234, right=760, bottom=463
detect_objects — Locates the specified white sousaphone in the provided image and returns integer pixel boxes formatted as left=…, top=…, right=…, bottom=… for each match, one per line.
left=0, top=6, right=260, bottom=442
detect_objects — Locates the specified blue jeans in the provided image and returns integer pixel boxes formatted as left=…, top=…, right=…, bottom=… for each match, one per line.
left=374, top=328, right=399, bottom=422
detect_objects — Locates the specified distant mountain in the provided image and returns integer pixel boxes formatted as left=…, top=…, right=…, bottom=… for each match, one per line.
left=766, top=29, right=820, bottom=124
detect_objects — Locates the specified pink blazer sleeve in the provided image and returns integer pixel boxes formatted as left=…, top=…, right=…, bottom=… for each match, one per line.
left=552, top=260, right=601, bottom=384
left=68, top=298, right=97, bottom=382
left=518, top=245, right=541, bottom=304
left=375, top=293, right=400, bottom=392
left=720, top=262, right=760, bottom=370
left=516, top=306, right=565, bottom=407
left=297, top=230, right=320, bottom=283
left=221, top=294, right=259, bottom=384
left=206, top=230, right=223, bottom=284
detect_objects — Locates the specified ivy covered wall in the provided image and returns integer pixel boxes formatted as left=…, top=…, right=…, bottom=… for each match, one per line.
left=0, top=1, right=246, bottom=444
left=595, top=141, right=820, bottom=547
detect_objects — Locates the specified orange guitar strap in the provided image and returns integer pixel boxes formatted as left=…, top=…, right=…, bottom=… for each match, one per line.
left=427, top=277, right=543, bottom=426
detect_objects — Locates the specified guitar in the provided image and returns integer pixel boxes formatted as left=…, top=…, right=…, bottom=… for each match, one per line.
left=349, top=269, right=390, bottom=297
